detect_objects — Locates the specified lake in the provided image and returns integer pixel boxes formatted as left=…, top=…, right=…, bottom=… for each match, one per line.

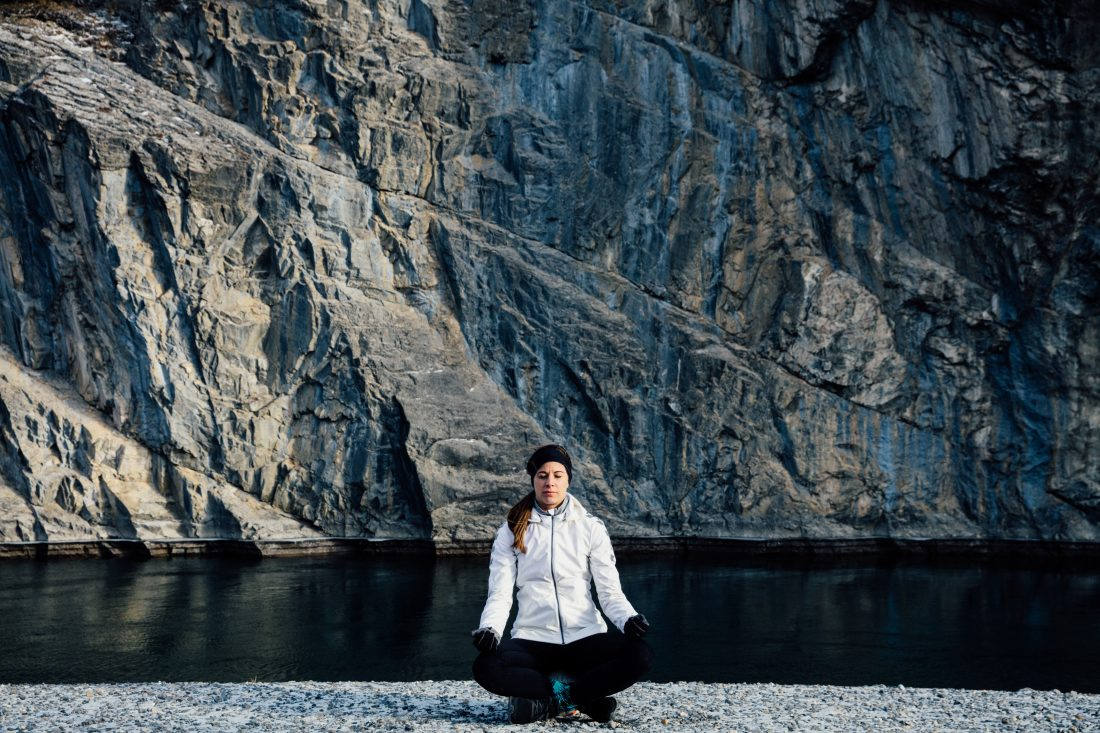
left=1, top=553, right=1098, bottom=692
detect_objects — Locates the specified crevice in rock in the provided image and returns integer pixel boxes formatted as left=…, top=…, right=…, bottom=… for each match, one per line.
left=388, top=396, right=433, bottom=539
left=1049, top=485, right=1100, bottom=521
left=97, top=477, right=139, bottom=539
left=125, top=150, right=225, bottom=474
left=784, top=0, right=880, bottom=87
left=0, top=395, right=36, bottom=503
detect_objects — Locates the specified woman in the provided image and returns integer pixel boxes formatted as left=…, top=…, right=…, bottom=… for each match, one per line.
left=471, top=444, right=654, bottom=724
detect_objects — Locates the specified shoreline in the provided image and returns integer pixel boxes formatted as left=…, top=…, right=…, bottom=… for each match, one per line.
left=2, top=536, right=1100, bottom=563
left=0, top=680, right=1096, bottom=732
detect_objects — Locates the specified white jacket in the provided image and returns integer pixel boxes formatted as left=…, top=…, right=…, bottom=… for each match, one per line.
left=478, top=496, right=638, bottom=644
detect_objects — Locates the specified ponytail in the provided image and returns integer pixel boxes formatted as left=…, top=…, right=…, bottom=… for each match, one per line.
left=507, top=491, right=536, bottom=554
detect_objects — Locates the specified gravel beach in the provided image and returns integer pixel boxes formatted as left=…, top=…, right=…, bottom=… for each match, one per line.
left=1, top=681, right=1096, bottom=732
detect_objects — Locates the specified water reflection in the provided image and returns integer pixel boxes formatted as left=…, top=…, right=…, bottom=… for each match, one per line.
left=627, top=557, right=1100, bottom=691
left=1, top=554, right=1098, bottom=692
left=1, top=557, right=442, bottom=682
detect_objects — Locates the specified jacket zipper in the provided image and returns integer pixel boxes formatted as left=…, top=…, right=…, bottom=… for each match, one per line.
left=550, top=510, right=565, bottom=644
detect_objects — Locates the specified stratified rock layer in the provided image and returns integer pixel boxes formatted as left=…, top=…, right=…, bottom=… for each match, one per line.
left=0, top=0, right=1097, bottom=546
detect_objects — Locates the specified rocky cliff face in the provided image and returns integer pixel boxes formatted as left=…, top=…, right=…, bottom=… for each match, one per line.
left=0, top=0, right=1097, bottom=548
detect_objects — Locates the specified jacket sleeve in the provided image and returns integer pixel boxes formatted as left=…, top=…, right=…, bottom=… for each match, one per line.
left=588, top=519, right=638, bottom=631
left=478, top=522, right=517, bottom=636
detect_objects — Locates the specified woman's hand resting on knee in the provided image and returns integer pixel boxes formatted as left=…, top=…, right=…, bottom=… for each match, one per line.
left=624, top=614, right=650, bottom=639
left=471, top=627, right=500, bottom=653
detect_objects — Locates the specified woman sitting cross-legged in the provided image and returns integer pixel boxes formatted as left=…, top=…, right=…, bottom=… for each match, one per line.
left=471, top=444, right=654, bottom=724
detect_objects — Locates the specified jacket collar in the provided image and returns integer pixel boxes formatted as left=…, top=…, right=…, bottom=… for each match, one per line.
left=528, top=495, right=585, bottom=524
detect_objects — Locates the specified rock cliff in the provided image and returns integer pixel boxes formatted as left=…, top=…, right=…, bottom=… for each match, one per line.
left=0, top=0, right=1097, bottom=548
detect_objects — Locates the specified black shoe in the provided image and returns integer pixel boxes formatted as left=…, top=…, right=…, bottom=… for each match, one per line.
left=508, top=696, right=559, bottom=724
left=579, top=696, right=617, bottom=723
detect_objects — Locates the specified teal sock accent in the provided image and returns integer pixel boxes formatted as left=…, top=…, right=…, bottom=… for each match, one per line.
left=551, top=678, right=575, bottom=712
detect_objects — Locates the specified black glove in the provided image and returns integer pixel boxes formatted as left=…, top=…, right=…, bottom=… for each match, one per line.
left=624, top=614, right=650, bottom=639
left=471, top=627, right=500, bottom=653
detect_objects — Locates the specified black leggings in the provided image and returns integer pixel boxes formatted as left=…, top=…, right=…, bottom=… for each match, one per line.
left=472, top=632, right=654, bottom=704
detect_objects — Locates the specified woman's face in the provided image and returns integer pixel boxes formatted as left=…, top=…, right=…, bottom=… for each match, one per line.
left=533, top=461, right=569, bottom=510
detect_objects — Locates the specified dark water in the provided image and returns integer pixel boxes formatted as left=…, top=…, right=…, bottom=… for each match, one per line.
left=1, top=554, right=1098, bottom=691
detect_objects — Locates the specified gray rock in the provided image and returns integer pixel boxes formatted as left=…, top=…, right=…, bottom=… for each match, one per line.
left=0, top=0, right=1097, bottom=547
left=1, top=680, right=1099, bottom=732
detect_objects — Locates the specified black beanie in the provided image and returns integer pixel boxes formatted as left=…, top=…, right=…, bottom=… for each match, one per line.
left=526, top=444, right=573, bottom=482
